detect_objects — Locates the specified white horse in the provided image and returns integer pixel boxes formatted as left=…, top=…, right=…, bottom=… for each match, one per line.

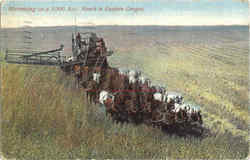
left=128, top=69, right=141, bottom=78
left=99, top=90, right=114, bottom=105
left=153, top=92, right=163, bottom=102
left=93, top=72, right=101, bottom=84
left=66, top=56, right=73, bottom=62
left=129, top=75, right=137, bottom=84
left=145, top=78, right=151, bottom=86
left=138, top=75, right=145, bottom=84
left=167, top=92, right=183, bottom=104
left=173, top=103, right=182, bottom=113
left=118, top=68, right=128, bottom=76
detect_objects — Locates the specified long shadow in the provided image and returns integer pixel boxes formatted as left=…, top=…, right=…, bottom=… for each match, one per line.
left=95, top=103, right=211, bottom=139
left=107, top=112, right=212, bottom=139
left=161, top=124, right=213, bottom=139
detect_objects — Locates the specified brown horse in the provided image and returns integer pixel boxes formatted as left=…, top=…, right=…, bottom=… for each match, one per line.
left=189, top=111, right=203, bottom=125
left=91, top=66, right=104, bottom=102
left=109, top=68, right=120, bottom=90
left=80, top=66, right=90, bottom=88
left=73, top=64, right=81, bottom=87
left=100, top=67, right=122, bottom=92
left=140, top=101, right=152, bottom=114
left=147, top=85, right=157, bottom=103
left=197, top=111, right=203, bottom=125
left=138, top=83, right=152, bottom=109
left=175, top=109, right=187, bottom=123
left=180, top=109, right=188, bottom=123
left=124, top=98, right=136, bottom=114
left=113, top=91, right=128, bottom=106
left=124, top=98, right=143, bottom=123
left=73, top=64, right=81, bottom=75
left=85, top=80, right=98, bottom=104
left=100, top=67, right=115, bottom=91
left=111, top=91, right=130, bottom=121
left=104, top=95, right=118, bottom=116
left=140, top=101, right=153, bottom=125
left=127, top=84, right=141, bottom=113
left=116, top=74, right=129, bottom=91
left=150, top=98, right=176, bottom=127
left=166, top=99, right=175, bottom=111
left=150, top=106, right=165, bottom=127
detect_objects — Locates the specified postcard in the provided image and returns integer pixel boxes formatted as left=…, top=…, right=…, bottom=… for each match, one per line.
left=0, top=0, right=249, bottom=159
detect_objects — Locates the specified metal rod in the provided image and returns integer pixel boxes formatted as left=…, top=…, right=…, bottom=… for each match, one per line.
left=23, top=45, right=64, bottom=58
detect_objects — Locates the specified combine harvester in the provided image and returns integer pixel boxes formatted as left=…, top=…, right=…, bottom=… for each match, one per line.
left=5, top=45, right=65, bottom=66
left=5, top=32, right=203, bottom=135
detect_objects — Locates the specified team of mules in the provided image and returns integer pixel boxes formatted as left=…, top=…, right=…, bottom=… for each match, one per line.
left=72, top=64, right=203, bottom=129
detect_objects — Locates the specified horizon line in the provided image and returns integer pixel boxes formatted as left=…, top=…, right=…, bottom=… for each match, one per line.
left=1, top=24, right=249, bottom=29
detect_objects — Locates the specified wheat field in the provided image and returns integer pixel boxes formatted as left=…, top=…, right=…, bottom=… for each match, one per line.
left=1, top=26, right=249, bottom=159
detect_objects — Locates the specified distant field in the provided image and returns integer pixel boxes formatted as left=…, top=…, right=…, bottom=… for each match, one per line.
left=1, top=25, right=249, bottom=159
left=108, top=26, right=249, bottom=137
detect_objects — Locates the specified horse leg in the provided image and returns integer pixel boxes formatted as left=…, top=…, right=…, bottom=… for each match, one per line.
left=90, top=93, right=94, bottom=104
left=93, top=89, right=98, bottom=105
left=86, top=91, right=89, bottom=101
left=111, top=103, right=118, bottom=112
left=87, top=91, right=91, bottom=103
left=198, top=114, right=203, bottom=125
left=92, top=92, right=96, bottom=104
left=77, top=79, right=79, bottom=88
left=94, top=92, right=98, bottom=105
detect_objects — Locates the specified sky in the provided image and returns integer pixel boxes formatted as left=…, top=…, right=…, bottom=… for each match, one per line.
left=1, top=0, right=249, bottom=28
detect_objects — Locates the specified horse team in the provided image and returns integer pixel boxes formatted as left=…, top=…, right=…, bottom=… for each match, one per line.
left=72, top=64, right=203, bottom=128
